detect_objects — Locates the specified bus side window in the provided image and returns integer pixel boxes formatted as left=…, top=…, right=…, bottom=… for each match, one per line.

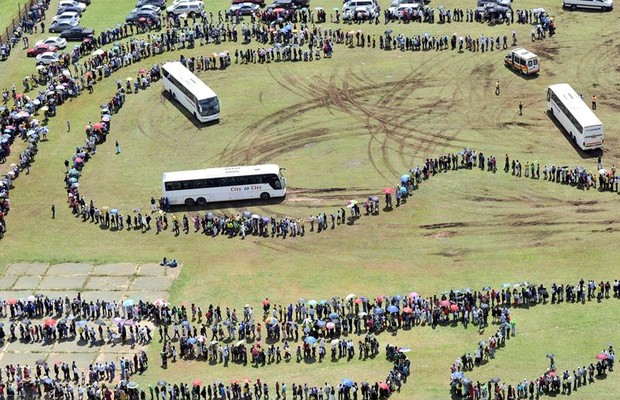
left=528, top=61, right=532, bottom=66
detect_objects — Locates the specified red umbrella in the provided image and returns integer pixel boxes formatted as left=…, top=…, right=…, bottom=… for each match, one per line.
left=192, top=380, right=202, bottom=386
left=242, top=378, right=252, bottom=384
left=231, top=379, right=238, bottom=384
left=596, top=353, right=608, bottom=360
left=402, top=306, right=413, bottom=314
left=438, top=300, right=450, bottom=307
left=449, top=304, right=459, bottom=312
left=383, top=188, right=394, bottom=194
left=547, top=371, right=557, bottom=377
left=378, top=382, right=389, bottom=390
left=8, top=298, right=18, bottom=305
left=354, top=298, right=363, bottom=304
left=44, top=318, right=57, bottom=327
left=93, top=122, right=103, bottom=130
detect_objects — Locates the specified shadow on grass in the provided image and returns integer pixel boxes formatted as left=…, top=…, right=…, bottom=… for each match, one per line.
left=159, top=90, right=220, bottom=129
left=546, top=110, right=603, bottom=160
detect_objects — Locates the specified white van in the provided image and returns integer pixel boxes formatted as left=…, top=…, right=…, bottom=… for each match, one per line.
left=343, top=0, right=378, bottom=16
left=563, top=0, right=613, bottom=11
left=166, top=0, right=203, bottom=15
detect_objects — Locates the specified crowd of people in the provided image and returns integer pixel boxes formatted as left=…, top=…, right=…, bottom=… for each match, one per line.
left=1, top=275, right=618, bottom=399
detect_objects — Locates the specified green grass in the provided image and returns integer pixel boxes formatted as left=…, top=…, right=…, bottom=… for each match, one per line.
left=1, top=0, right=619, bottom=397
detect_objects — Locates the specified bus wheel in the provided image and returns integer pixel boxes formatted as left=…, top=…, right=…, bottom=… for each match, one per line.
left=196, top=197, right=207, bottom=206
left=184, top=198, right=195, bottom=207
left=260, top=192, right=271, bottom=200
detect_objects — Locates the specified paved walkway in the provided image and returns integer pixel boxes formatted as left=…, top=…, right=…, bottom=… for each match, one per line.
left=0, top=262, right=182, bottom=302
left=0, top=262, right=182, bottom=370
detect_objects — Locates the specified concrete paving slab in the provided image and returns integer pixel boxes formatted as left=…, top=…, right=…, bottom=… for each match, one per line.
left=39, top=276, right=87, bottom=291
left=164, top=264, right=182, bottom=279
left=47, top=263, right=93, bottom=276
left=123, top=291, right=169, bottom=303
left=1, top=290, right=36, bottom=300
left=36, top=291, right=80, bottom=301
left=136, top=263, right=167, bottom=276
left=129, top=277, right=174, bottom=292
left=46, top=352, right=97, bottom=370
left=0, top=276, right=18, bottom=289
left=0, top=351, right=47, bottom=366
left=5, top=263, right=49, bottom=276
left=78, top=291, right=123, bottom=302
left=12, top=276, right=42, bottom=290
left=92, top=263, right=138, bottom=276
left=84, top=276, right=130, bottom=291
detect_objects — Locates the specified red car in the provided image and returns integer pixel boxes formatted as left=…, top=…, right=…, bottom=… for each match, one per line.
left=27, top=44, right=58, bottom=57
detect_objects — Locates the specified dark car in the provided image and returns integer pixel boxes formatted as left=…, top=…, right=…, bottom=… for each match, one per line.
left=136, top=0, right=166, bottom=8
left=57, top=5, right=83, bottom=15
left=48, top=20, right=78, bottom=33
left=126, top=9, right=161, bottom=23
left=232, top=0, right=266, bottom=6
left=26, top=43, right=58, bottom=57
left=59, top=26, right=95, bottom=41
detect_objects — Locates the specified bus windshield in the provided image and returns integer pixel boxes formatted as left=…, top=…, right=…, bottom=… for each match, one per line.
left=198, top=98, right=220, bottom=116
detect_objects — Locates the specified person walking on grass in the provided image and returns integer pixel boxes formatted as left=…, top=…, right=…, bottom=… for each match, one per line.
left=495, top=81, right=500, bottom=95
left=115, top=141, right=121, bottom=154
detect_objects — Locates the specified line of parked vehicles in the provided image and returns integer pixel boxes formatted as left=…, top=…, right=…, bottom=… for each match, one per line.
left=27, top=0, right=94, bottom=65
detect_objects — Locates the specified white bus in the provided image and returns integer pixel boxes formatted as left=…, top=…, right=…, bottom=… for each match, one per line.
left=162, top=164, right=287, bottom=206
left=161, top=61, right=221, bottom=123
left=546, top=83, right=604, bottom=151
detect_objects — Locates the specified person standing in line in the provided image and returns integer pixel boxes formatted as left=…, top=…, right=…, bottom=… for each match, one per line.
left=518, top=101, right=523, bottom=115
left=67, top=121, right=71, bottom=132
left=495, top=81, right=500, bottom=95
left=591, top=95, right=596, bottom=110
left=51, top=204, right=55, bottom=219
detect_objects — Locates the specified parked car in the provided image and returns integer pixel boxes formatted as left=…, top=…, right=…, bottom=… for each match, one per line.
left=563, top=0, right=613, bottom=10
left=27, top=43, right=58, bottom=57
left=59, top=26, right=95, bottom=41
left=76, top=0, right=91, bottom=5
left=36, top=36, right=68, bottom=49
left=58, top=0, right=87, bottom=12
left=56, top=5, right=83, bottom=16
left=477, top=0, right=511, bottom=7
left=266, top=0, right=296, bottom=10
left=136, top=0, right=167, bottom=8
left=166, top=0, right=203, bottom=15
left=388, top=2, right=421, bottom=17
left=35, top=51, right=60, bottom=65
left=49, top=20, right=79, bottom=33
left=228, top=2, right=261, bottom=15
left=52, top=11, right=80, bottom=24
left=232, top=0, right=265, bottom=6
left=126, top=9, right=161, bottom=23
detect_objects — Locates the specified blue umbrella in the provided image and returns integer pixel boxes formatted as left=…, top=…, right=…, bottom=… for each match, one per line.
left=387, top=305, right=399, bottom=313
left=373, top=307, right=384, bottom=315
left=181, top=320, right=190, bottom=328
left=304, top=336, right=317, bottom=344
left=451, top=371, right=464, bottom=380
left=187, top=337, right=197, bottom=344
left=328, top=312, right=339, bottom=320
left=393, top=295, right=403, bottom=302
left=400, top=174, right=410, bottom=182
left=110, top=209, right=119, bottom=215
left=123, top=299, right=134, bottom=307
left=316, top=320, right=326, bottom=327
left=341, top=379, right=354, bottom=388
left=399, top=187, right=408, bottom=195
left=76, top=320, right=88, bottom=327
left=303, top=327, right=311, bottom=333
left=43, top=377, right=53, bottom=384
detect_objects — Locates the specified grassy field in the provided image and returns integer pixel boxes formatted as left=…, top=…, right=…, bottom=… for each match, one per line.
left=0, top=0, right=619, bottom=397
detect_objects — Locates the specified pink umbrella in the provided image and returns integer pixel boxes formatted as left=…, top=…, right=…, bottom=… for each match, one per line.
left=153, top=299, right=168, bottom=307
left=377, top=295, right=386, bottom=303
left=438, top=300, right=450, bottom=307
left=74, top=157, right=83, bottom=163
left=408, top=292, right=419, bottom=299
left=596, top=353, right=608, bottom=360
left=449, top=304, right=459, bottom=312
left=402, top=307, right=413, bottom=314
left=326, top=322, right=335, bottom=330
left=354, top=298, right=363, bottom=304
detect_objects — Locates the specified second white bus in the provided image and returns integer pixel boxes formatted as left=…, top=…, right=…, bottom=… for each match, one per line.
left=546, top=83, right=604, bottom=151
left=162, top=164, right=287, bottom=206
left=161, top=61, right=221, bottom=123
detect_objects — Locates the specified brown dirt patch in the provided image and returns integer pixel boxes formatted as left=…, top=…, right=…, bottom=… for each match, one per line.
left=424, top=231, right=457, bottom=239
left=420, top=222, right=468, bottom=230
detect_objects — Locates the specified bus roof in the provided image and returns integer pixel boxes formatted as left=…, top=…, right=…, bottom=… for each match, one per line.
left=548, top=83, right=603, bottom=128
left=162, top=61, right=217, bottom=100
left=512, top=48, right=537, bottom=59
left=163, top=164, right=281, bottom=182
